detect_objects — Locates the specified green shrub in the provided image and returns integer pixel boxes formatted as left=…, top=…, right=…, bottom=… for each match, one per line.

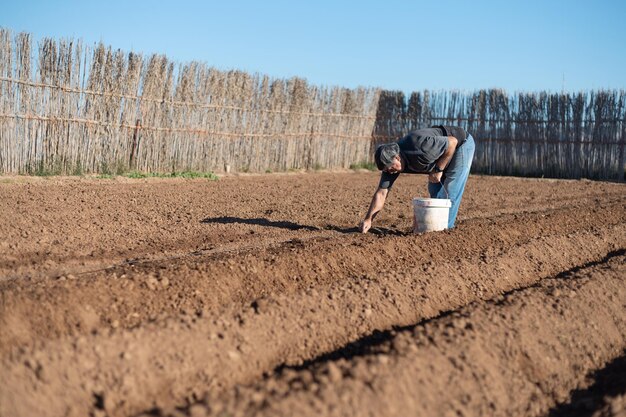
left=349, top=161, right=377, bottom=171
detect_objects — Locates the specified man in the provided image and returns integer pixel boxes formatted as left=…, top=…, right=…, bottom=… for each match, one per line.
left=359, top=125, right=475, bottom=233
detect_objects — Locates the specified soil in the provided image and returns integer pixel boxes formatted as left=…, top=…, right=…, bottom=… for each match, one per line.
left=184, top=253, right=626, bottom=417
left=547, top=352, right=626, bottom=417
left=0, top=172, right=624, bottom=417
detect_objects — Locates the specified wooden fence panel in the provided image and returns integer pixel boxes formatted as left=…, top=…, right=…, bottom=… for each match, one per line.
left=373, top=89, right=625, bottom=181
left=0, top=28, right=379, bottom=175
left=0, top=28, right=623, bottom=180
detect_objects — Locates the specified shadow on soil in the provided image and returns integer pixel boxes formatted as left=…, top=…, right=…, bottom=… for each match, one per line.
left=201, top=216, right=321, bottom=231
left=201, top=216, right=404, bottom=236
left=547, top=350, right=626, bottom=417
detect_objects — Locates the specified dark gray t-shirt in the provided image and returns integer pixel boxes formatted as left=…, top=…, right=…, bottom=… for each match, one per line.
left=378, top=127, right=449, bottom=189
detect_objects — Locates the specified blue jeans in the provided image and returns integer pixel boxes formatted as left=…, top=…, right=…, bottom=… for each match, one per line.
left=428, top=134, right=475, bottom=228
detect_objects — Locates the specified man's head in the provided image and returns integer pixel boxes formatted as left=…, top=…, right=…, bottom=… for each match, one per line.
left=374, top=143, right=402, bottom=173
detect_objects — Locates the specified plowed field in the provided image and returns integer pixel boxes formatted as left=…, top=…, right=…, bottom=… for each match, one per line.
left=1, top=172, right=625, bottom=417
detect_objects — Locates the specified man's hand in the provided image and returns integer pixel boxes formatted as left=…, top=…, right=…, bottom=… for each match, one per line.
left=359, top=219, right=372, bottom=233
left=428, top=171, right=443, bottom=183
left=360, top=187, right=388, bottom=234
left=429, top=137, right=457, bottom=183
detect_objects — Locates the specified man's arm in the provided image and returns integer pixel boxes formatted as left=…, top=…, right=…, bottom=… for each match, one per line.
left=359, top=187, right=389, bottom=233
left=428, top=136, right=458, bottom=183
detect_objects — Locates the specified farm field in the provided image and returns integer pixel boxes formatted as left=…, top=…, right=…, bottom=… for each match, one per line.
left=1, top=171, right=625, bottom=417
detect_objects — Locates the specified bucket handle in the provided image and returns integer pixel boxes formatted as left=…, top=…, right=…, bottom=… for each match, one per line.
left=423, top=178, right=449, bottom=199
left=438, top=179, right=449, bottom=199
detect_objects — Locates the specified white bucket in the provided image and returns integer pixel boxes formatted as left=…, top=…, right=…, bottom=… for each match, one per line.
left=412, top=198, right=452, bottom=234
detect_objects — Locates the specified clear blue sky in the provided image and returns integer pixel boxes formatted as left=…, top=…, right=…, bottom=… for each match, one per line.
left=2, top=0, right=625, bottom=94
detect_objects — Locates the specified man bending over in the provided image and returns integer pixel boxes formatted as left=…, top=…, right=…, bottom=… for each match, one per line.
left=360, top=125, right=475, bottom=233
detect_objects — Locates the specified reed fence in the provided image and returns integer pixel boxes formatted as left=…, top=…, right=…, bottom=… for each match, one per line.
left=0, top=28, right=379, bottom=174
left=1, top=28, right=624, bottom=180
left=374, top=89, right=626, bottom=180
